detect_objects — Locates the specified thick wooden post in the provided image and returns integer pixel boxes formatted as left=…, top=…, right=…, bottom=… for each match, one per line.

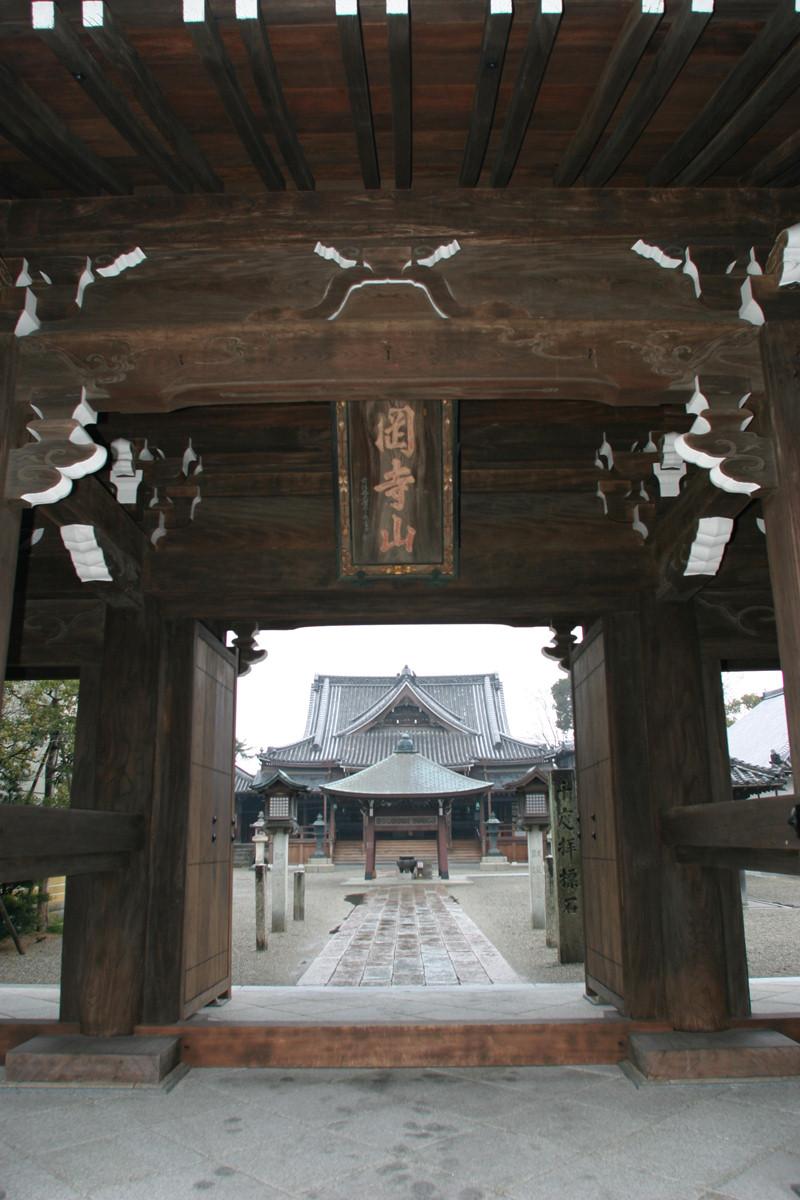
left=760, top=322, right=800, bottom=777
left=437, top=802, right=449, bottom=879
left=640, top=597, right=733, bottom=1032
left=364, top=807, right=376, bottom=880
left=60, top=604, right=162, bottom=1036
left=0, top=337, right=20, bottom=712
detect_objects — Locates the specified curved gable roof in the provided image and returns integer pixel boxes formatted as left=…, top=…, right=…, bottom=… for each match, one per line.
left=336, top=677, right=478, bottom=738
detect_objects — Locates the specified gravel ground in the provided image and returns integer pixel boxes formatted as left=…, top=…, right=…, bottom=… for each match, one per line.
left=2, top=868, right=799, bottom=987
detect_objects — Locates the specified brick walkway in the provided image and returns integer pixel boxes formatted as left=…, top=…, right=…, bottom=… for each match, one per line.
left=297, top=884, right=520, bottom=987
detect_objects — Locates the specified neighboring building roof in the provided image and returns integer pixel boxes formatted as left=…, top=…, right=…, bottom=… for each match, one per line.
left=234, top=765, right=254, bottom=793
left=729, top=757, right=790, bottom=794
left=321, top=734, right=492, bottom=799
left=251, top=767, right=309, bottom=793
left=727, top=688, right=790, bottom=769
left=260, top=666, right=549, bottom=772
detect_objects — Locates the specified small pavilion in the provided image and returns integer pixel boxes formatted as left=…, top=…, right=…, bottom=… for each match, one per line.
left=322, top=734, right=491, bottom=880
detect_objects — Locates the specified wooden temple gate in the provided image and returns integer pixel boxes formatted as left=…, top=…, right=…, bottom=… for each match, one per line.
left=0, top=0, right=799, bottom=1059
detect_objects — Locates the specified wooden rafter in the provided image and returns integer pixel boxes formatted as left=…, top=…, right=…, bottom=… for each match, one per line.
left=387, top=0, right=412, bottom=189
left=337, top=0, right=380, bottom=189
left=459, top=0, right=513, bottom=188
left=747, top=130, right=800, bottom=187
left=584, top=0, right=713, bottom=187
left=0, top=62, right=128, bottom=195
left=35, top=4, right=193, bottom=193
left=553, top=1, right=663, bottom=187
left=650, top=1, right=800, bottom=185
left=673, top=39, right=800, bottom=186
left=238, top=3, right=314, bottom=191
left=84, top=1, right=221, bottom=193
left=189, top=12, right=284, bottom=190
left=490, top=3, right=561, bottom=188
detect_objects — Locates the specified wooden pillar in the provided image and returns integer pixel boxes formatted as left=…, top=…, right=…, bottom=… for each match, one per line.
left=437, top=802, right=449, bottom=879
left=760, top=322, right=800, bottom=778
left=700, top=655, right=750, bottom=1018
left=478, top=795, right=486, bottom=855
left=60, top=603, right=162, bottom=1036
left=0, top=337, right=20, bottom=712
left=364, top=806, right=376, bottom=880
left=640, top=597, right=734, bottom=1031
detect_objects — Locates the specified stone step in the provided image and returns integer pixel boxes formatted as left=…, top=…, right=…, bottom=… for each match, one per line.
left=5, top=1034, right=182, bottom=1087
left=628, top=1029, right=800, bottom=1081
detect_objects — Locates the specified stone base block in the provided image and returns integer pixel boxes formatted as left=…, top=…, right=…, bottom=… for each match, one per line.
left=304, top=859, right=335, bottom=872
left=629, top=1029, right=800, bottom=1081
left=5, top=1035, right=182, bottom=1087
left=479, top=857, right=511, bottom=869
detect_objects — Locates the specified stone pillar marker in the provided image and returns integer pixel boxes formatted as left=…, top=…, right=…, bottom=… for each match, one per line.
left=251, top=811, right=268, bottom=951
left=521, top=790, right=549, bottom=929
left=548, top=768, right=584, bottom=963
left=270, top=824, right=290, bottom=933
left=293, top=866, right=305, bottom=921
left=436, top=800, right=450, bottom=879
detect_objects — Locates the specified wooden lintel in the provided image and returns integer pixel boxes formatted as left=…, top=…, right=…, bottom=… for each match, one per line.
left=0, top=805, right=144, bottom=883
left=675, top=846, right=800, bottom=876
left=2, top=189, right=797, bottom=257
left=662, top=794, right=800, bottom=853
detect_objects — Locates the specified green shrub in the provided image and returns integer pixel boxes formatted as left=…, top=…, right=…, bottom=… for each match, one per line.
left=0, top=882, right=41, bottom=941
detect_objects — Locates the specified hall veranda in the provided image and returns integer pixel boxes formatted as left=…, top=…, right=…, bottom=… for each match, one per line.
left=1, top=0, right=799, bottom=1078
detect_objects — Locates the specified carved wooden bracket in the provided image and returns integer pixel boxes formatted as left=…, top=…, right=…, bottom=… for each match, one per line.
left=231, top=625, right=268, bottom=677
left=2, top=248, right=146, bottom=338
left=674, top=378, right=776, bottom=497
left=542, top=621, right=577, bottom=673
left=302, top=240, right=469, bottom=321
left=143, top=439, right=203, bottom=546
left=5, top=389, right=107, bottom=506
left=593, top=429, right=658, bottom=541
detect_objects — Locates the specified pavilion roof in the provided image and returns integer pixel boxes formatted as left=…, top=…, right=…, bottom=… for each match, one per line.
left=320, top=734, right=492, bottom=799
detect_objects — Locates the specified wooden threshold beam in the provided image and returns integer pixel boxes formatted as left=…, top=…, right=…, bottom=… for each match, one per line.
left=337, top=1, right=379, bottom=189
left=553, top=1, right=663, bottom=187
left=3, top=189, right=797, bottom=256
left=491, top=2, right=561, bottom=188
left=584, top=0, right=713, bottom=187
left=35, top=4, right=192, bottom=194
left=0, top=805, right=144, bottom=883
left=189, top=13, right=285, bottom=190
left=387, top=0, right=412, bottom=189
left=85, top=1, right=221, bottom=194
left=673, top=39, right=800, bottom=186
left=459, top=0, right=513, bottom=187
left=238, top=6, right=313, bottom=191
left=650, top=1, right=800, bottom=185
left=0, top=62, right=127, bottom=196
left=662, top=794, right=800, bottom=852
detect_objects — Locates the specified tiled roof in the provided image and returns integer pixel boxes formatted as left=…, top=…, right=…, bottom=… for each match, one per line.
left=321, top=737, right=493, bottom=798
left=260, top=667, right=549, bottom=772
left=728, top=689, right=791, bottom=770
left=729, top=757, right=790, bottom=794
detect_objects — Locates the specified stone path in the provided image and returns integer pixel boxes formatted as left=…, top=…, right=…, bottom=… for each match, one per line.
left=296, top=885, right=520, bottom=987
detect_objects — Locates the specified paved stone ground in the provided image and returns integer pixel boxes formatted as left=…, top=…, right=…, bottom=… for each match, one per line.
left=297, top=886, right=520, bottom=987
left=4, top=1061, right=800, bottom=1199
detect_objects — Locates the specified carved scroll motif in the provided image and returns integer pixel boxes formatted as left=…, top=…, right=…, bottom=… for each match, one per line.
left=144, top=437, right=203, bottom=547
left=542, top=622, right=577, bottom=673
left=303, top=240, right=469, bottom=321
left=593, top=431, right=658, bottom=541
left=674, top=378, right=776, bottom=497
left=231, top=625, right=268, bottom=677
left=5, top=390, right=107, bottom=506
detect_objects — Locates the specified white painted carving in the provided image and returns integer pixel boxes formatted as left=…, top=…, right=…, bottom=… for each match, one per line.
left=182, top=0, right=205, bottom=20
left=82, top=1, right=104, bottom=26
left=96, top=247, right=146, bottom=278
left=490, top=0, right=513, bottom=13
left=151, top=510, right=167, bottom=547
left=39, top=270, right=52, bottom=285
left=314, top=242, right=358, bottom=270
left=726, top=259, right=737, bottom=275
left=632, top=505, right=649, bottom=541
left=31, top=2, right=55, bottom=29
left=595, top=432, right=614, bottom=471
left=642, top=0, right=664, bottom=11
left=631, top=239, right=682, bottom=270
left=110, top=438, right=143, bottom=505
left=15, top=259, right=32, bottom=287
left=60, top=524, right=112, bottom=583
left=684, top=516, right=734, bottom=577
left=416, top=240, right=461, bottom=269
left=14, top=288, right=40, bottom=338
left=541, top=0, right=563, bottom=10
left=190, top=490, right=202, bottom=520
left=683, top=247, right=701, bottom=298
left=642, top=432, right=657, bottom=453
left=756, top=517, right=766, bottom=535
left=653, top=432, right=687, bottom=497
left=595, top=482, right=608, bottom=516
left=235, top=0, right=258, bottom=16
left=691, top=0, right=713, bottom=10
left=778, top=224, right=800, bottom=287
left=387, top=0, right=409, bottom=12
left=747, top=247, right=763, bottom=276
left=674, top=380, right=759, bottom=496
left=739, top=275, right=765, bottom=327
left=75, top=258, right=95, bottom=308
left=21, top=390, right=108, bottom=506
left=327, top=276, right=453, bottom=321
left=335, top=0, right=358, bottom=14
left=182, top=438, right=198, bottom=476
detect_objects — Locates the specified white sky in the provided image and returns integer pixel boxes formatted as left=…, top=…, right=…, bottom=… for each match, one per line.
left=234, top=624, right=783, bottom=770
